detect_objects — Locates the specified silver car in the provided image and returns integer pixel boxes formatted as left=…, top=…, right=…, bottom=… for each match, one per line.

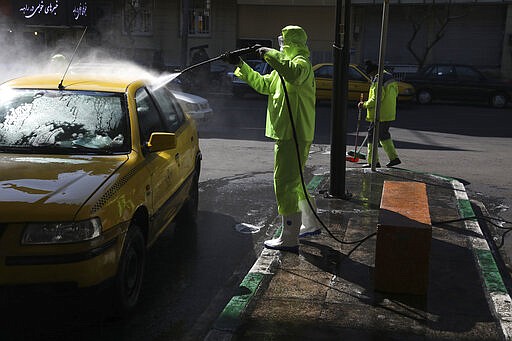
left=173, top=91, right=213, bottom=122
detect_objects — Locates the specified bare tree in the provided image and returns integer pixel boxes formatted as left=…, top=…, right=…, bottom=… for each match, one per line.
left=406, top=4, right=467, bottom=69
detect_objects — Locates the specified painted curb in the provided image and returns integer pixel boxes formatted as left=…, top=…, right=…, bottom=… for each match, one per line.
left=450, top=179, right=512, bottom=340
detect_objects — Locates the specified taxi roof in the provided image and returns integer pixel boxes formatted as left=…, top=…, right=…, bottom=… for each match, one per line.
left=3, top=72, right=148, bottom=93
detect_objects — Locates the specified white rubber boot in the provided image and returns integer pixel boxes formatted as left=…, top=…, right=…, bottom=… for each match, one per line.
left=264, top=212, right=301, bottom=253
left=299, top=198, right=321, bottom=238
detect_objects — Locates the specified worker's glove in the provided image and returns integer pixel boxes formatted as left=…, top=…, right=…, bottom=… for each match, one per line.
left=222, top=52, right=242, bottom=65
left=256, top=47, right=272, bottom=60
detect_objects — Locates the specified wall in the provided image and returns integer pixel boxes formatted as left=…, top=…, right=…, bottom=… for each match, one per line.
left=356, top=4, right=506, bottom=71
left=238, top=5, right=335, bottom=64
left=501, top=4, right=512, bottom=77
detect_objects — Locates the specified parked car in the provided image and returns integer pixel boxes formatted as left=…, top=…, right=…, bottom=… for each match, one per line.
left=173, top=90, right=213, bottom=122
left=0, top=71, right=201, bottom=312
left=404, top=63, right=512, bottom=108
left=227, top=59, right=273, bottom=97
left=313, top=63, right=416, bottom=103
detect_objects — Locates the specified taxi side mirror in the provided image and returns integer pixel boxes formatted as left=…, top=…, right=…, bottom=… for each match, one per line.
left=147, top=132, right=176, bottom=152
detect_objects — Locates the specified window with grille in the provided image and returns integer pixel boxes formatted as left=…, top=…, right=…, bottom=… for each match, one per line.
left=188, top=0, right=211, bottom=36
left=124, top=0, right=153, bottom=36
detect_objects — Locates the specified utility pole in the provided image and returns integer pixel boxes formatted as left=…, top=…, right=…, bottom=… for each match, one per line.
left=329, top=0, right=351, bottom=198
left=371, top=0, right=390, bottom=171
left=180, top=0, right=189, bottom=67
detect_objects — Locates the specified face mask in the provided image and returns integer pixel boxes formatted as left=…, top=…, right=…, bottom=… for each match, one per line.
left=278, top=35, right=284, bottom=51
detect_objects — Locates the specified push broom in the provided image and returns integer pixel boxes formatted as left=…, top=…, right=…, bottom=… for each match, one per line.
left=346, top=93, right=366, bottom=162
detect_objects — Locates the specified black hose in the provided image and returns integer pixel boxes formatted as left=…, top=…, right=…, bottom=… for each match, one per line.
left=180, top=55, right=223, bottom=74
left=278, top=74, right=376, bottom=245
left=432, top=215, right=512, bottom=249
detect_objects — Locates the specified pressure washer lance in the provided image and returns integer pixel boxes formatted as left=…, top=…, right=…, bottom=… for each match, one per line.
left=179, top=45, right=261, bottom=74
left=346, top=93, right=365, bottom=163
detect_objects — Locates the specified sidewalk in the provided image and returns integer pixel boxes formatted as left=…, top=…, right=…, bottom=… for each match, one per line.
left=206, top=168, right=512, bottom=340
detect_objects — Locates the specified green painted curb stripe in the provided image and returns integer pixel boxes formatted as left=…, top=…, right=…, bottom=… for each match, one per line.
left=214, top=174, right=325, bottom=333
left=450, top=180, right=512, bottom=339
left=455, top=197, right=507, bottom=294
left=306, top=174, right=324, bottom=191
left=457, top=199, right=476, bottom=220
left=214, top=272, right=265, bottom=331
left=475, top=249, right=508, bottom=294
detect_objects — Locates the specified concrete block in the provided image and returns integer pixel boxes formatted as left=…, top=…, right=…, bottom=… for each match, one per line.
left=374, top=181, right=432, bottom=295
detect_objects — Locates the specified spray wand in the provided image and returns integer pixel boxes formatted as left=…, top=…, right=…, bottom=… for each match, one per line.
left=179, top=45, right=261, bottom=74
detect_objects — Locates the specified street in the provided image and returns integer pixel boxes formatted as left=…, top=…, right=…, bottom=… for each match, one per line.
left=1, top=93, right=511, bottom=340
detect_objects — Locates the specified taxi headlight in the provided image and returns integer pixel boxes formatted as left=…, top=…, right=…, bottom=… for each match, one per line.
left=22, top=218, right=102, bottom=245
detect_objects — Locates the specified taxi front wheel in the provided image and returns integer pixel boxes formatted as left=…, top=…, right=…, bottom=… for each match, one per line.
left=114, top=224, right=146, bottom=314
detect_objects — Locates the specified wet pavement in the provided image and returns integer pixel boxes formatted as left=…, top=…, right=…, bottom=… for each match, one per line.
left=205, top=167, right=512, bottom=340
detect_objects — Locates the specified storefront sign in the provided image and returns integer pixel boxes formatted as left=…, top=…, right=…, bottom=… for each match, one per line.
left=13, top=0, right=89, bottom=26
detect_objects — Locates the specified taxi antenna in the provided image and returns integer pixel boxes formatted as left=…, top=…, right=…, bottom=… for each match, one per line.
left=58, top=26, right=88, bottom=90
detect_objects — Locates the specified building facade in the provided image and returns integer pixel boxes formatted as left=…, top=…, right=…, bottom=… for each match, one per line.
left=1, top=0, right=511, bottom=77
left=236, top=0, right=512, bottom=76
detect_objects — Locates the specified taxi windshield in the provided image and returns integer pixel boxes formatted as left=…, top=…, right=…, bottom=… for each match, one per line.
left=0, top=89, right=129, bottom=154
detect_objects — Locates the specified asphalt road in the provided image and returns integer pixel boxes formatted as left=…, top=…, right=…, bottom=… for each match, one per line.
left=1, top=92, right=510, bottom=341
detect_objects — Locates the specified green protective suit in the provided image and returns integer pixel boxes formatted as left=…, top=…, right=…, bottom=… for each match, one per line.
left=363, top=71, right=399, bottom=163
left=234, top=25, right=316, bottom=215
left=363, top=71, right=398, bottom=122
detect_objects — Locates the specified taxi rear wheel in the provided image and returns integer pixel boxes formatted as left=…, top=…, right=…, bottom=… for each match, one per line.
left=114, top=224, right=146, bottom=314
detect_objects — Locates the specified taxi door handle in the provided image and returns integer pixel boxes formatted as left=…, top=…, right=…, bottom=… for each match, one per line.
left=175, top=153, right=180, bottom=161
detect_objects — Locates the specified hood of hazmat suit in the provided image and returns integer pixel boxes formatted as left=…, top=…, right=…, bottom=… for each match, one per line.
left=234, top=25, right=316, bottom=142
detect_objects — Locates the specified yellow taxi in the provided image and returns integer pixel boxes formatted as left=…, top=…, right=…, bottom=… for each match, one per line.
left=0, top=72, right=201, bottom=312
left=313, top=63, right=416, bottom=102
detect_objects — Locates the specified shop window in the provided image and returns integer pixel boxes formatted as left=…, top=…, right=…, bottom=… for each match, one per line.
left=124, top=0, right=153, bottom=35
left=189, top=0, right=210, bottom=36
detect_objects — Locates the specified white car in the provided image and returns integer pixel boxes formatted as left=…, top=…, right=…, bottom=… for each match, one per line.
left=173, top=91, right=213, bottom=122
left=227, top=60, right=272, bottom=97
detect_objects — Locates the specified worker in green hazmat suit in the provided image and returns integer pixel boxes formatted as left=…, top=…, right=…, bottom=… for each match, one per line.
left=224, top=25, right=319, bottom=252
left=358, top=61, right=401, bottom=168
